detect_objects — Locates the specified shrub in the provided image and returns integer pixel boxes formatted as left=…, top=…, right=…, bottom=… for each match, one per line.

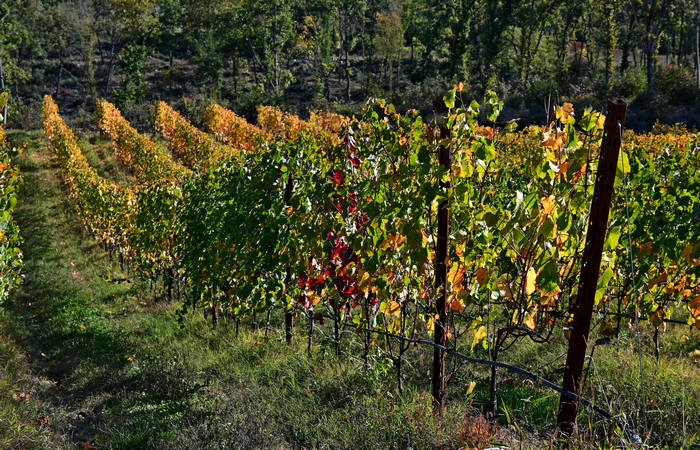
left=654, top=64, right=699, bottom=105
left=615, top=67, right=647, bottom=98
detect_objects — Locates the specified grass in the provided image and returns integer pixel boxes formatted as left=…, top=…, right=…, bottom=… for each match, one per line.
left=0, top=130, right=697, bottom=448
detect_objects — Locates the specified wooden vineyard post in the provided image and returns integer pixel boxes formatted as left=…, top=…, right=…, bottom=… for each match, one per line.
left=432, top=126, right=451, bottom=410
left=284, top=171, right=295, bottom=345
left=557, top=101, right=627, bottom=436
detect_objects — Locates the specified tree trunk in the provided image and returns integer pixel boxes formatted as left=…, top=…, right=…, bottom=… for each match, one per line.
left=696, top=1, right=700, bottom=88
left=333, top=304, right=340, bottom=356
left=167, top=268, right=174, bottom=301
left=264, top=309, right=271, bottom=338
left=647, top=37, right=655, bottom=91
left=56, top=48, right=64, bottom=98
left=212, top=294, right=219, bottom=327
left=105, top=34, right=115, bottom=95
left=285, top=311, right=294, bottom=345
left=84, top=32, right=97, bottom=99
left=345, top=47, right=351, bottom=102
left=232, top=57, right=238, bottom=94
left=620, top=12, right=637, bottom=74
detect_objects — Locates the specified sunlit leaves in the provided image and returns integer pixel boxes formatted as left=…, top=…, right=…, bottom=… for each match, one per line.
left=537, top=260, right=560, bottom=296
left=443, top=87, right=456, bottom=109
left=525, top=267, right=537, bottom=296
left=555, top=102, right=575, bottom=124
left=380, top=300, right=401, bottom=317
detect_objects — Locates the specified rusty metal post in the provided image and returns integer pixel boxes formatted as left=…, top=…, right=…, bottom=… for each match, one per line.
left=557, top=101, right=627, bottom=436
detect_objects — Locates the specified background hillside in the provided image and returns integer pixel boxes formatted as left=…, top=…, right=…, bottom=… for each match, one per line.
left=2, top=0, right=700, bottom=131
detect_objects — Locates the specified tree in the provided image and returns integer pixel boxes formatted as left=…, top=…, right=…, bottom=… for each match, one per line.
left=0, top=0, right=31, bottom=112
left=338, top=0, right=366, bottom=101
left=639, top=0, right=672, bottom=91
left=302, top=0, right=339, bottom=101
left=508, top=0, right=559, bottom=86
left=697, top=0, right=700, bottom=87
left=374, top=9, right=403, bottom=92
left=109, top=0, right=159, bottom=109
left=600, top=0, right=621, bottom=88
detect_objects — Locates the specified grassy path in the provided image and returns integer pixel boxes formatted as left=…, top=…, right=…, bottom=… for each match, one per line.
left=1, top=131, right=300, bottom=448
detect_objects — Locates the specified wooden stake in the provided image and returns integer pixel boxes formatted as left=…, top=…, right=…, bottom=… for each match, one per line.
left=432, top=125, right=451, bottom=410
left=557, top=101, right=627, bottom=436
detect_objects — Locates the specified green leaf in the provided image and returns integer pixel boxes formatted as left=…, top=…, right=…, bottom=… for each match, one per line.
left=474, top=140, right=495, bottom=162
left=604, top=227, right=621, bottom=251
left=443, top=88, right=456, bottom=109
left=617, top=151, right=631, bottom=177
left=537, top=260, right=559, bottom=295
left=595, top=267, right=614, bottom=304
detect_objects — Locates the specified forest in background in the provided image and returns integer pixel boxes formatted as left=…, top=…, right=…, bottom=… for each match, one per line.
left=1, top=0, right=700, bottom=131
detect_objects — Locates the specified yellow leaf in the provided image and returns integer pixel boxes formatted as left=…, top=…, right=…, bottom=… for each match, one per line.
left=525, top=267, right=537, bottom=295
left=556, top=160, right=571, bottom=181
left=541, top=131, right=564, bottom=150
left=427, top=316, right=435, bottom=332
left=357, top=269, right=371, bottom=292
left=596, top=113, right=606, bottom=129
left=466, top=381, right=476, bottom=396
left=475, top=267, right=488, bottom=286
left=380, top=300, right=401, bottom=317
left=448, top=263, right=465, bottom=287
left=420, top=228, right=430, bottom=247
left=540, top=195, right=556, bottom=216
left=305, top=290, right=321, bottom=306
left=471, top=325, right=486, bottom=351
left=556, top=103, right=575, bottom=124
left=524, top=307, right=537, bottom=330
